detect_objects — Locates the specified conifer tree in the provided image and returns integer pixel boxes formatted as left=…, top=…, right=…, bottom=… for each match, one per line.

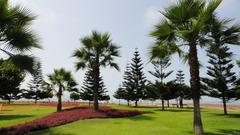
left=24, top=61, right=52, bottom=104
left=129, top=49, right=147, bottom=107
left=148, top=56, right=173, bottom=108
left=80, top=68, right=110, bottom=106
left=121, top=64, right=135, bottom=106
left=202, top=43, right=237, bottom=115
left=113, top=86, right=126, bottom=105
left=175, top=70, right=185, bottom=108
left=202, top=15, right=240, bottom=115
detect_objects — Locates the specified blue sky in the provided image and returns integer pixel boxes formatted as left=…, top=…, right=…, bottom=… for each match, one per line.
left=11, top=0, right=240, bottom=103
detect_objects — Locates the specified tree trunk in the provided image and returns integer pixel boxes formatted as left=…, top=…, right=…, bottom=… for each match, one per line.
left=135, top=101, right=138, bottom=107
left=223, top=95, right=228, bottom=115
left=188, top=43, right=204, bottom=135
left=57, top=86, right=62, bottom=112
left=176, top=98, right=179, bottom=108
left=167, top=100, right=170, bottom=108
left=35, top=98, right=38, bottom=104
left=161, top=99, right=165, bottom=110
left=118, top=99, right=120, bottom=105
left=127, top=100, right=130, bottom=106
left=89, top=101, right=91, bottom=107
left=180, top=98, right=183, bottom=108
left=8, top=98, right=11, bottom=104
left=93, top=56, right=100, bottom=111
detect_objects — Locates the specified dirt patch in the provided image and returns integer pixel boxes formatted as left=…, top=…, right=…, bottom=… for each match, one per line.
left=0, top=107, right=149, bottom=135
left=201, top=104, right=240, bottom=111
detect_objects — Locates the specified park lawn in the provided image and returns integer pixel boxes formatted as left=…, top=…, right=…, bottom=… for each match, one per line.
left=0, top=104, right=55, bottom=127
left=27, top=105, right=240, bottom=135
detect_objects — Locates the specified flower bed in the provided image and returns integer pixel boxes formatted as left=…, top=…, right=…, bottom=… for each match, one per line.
left=0, top=107, right=149, bottom=135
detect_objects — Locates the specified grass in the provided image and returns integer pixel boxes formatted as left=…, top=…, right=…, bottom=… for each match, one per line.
left=1, top=104, right=240, bottom=135
left=23, top=105, right=240, bottom=135
left=0, top=104, right=55, bottom=127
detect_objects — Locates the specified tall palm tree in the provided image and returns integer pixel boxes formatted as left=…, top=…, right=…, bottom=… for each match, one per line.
left=149, top=0, right=222, bottom=134
left=0, top=0, right=40, bottom=73
left=73, top=31, right=120, bottom=111
left=45, top=68, right=77, bottom=112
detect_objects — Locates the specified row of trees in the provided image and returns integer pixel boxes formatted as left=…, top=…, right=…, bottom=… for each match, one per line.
left=113, top=50, right=191, bottom=110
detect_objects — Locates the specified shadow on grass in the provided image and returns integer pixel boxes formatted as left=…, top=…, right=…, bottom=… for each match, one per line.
left=153, top=108, right=193, bottom=112
left=127, top=115, right=155, bottom=121
left=0, top=114, right=34, bottom=120
left=206, top=129, right=240, bottom=135
left=210, top=113, right=240, bottom=118
left=29, top=129, right=75, bottom=135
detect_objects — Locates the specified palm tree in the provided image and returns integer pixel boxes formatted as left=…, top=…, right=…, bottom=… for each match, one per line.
left=0, top=0, right=40, bottom=73
left=149, top=0, right=222, bottom=134
left=45, top=68, right=77, bottom=112
left=73, top=31, right=120, bottom=111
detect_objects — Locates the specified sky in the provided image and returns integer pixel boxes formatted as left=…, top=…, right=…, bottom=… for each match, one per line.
left=10, top=0, right=240, bottom=104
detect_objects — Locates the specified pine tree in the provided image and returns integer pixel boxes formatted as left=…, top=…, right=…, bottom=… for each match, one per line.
left=121, top=64, right=135, bottom=106
left=148, top=56, right=173, bottom=108
left=129, top=49, right=147, bottom=107
left=202, top=44, right=237, bottom=115
left=80, top=68, right=110, bottom=106
left=149, top=56, right=173, bottom=83
left=175, top=70, right=185, bottom=108
left=176, top=70, right=184, bottom=84
left=113, top=86, right=126, bottom=105
left=24, top=61, right=52, bottom=104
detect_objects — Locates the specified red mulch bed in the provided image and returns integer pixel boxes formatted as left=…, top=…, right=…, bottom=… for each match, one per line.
left=0, top=107, right=149, bottom=135
left=37, top=102, right=80, bottom=107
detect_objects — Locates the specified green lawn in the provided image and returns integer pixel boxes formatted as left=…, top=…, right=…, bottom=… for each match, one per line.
left=0, top=104, right=55, bottom=127
left=1, top=104, right=240, bottom=135
left=25, top=105, right=240, bottom=135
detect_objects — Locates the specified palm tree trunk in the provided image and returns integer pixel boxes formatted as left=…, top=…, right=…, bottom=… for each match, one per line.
left=57, top=86, right=62, bottom=112
left=93, top=57, right=100, bottom=111
left=188, top=43, right=204, bottom=135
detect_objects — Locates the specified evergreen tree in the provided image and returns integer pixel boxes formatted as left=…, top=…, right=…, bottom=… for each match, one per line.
left=24, top=62, right=52, bottom=104
left=114, top=86, right=126, bottom=105
left=175, top=70, right=185, bottom=108
left=176, top=70, right=184, bottom=84
left=149, top=56, right=173, bottom=83
left=70, top=92, right=80, bottom=102
left=202, top=43, right=237, bottom=115
left=0, top=59, right=25, bottom=103
left=148, top=56, right=173, bottom=108
left=121, top=64, right=135, bottom=106
left=80, top=68, right=110, bottom=106
left=129, top=49, right=147, bottom=107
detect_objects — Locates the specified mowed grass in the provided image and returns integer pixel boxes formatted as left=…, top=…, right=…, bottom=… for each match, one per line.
left=25, top=105, right=240, bottom=135
left=0, top=104, right=55, bottom=127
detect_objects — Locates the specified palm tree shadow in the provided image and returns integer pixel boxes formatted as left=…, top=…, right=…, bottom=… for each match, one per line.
left=210, top=113, right=240, bottom=118
left=0, top=115, right=34, bottom=120
left=126, top=115, right=156, bottom=121
left=153, top=108, right=193, bottom=112
left=206, top=129, right=240, bottom=135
